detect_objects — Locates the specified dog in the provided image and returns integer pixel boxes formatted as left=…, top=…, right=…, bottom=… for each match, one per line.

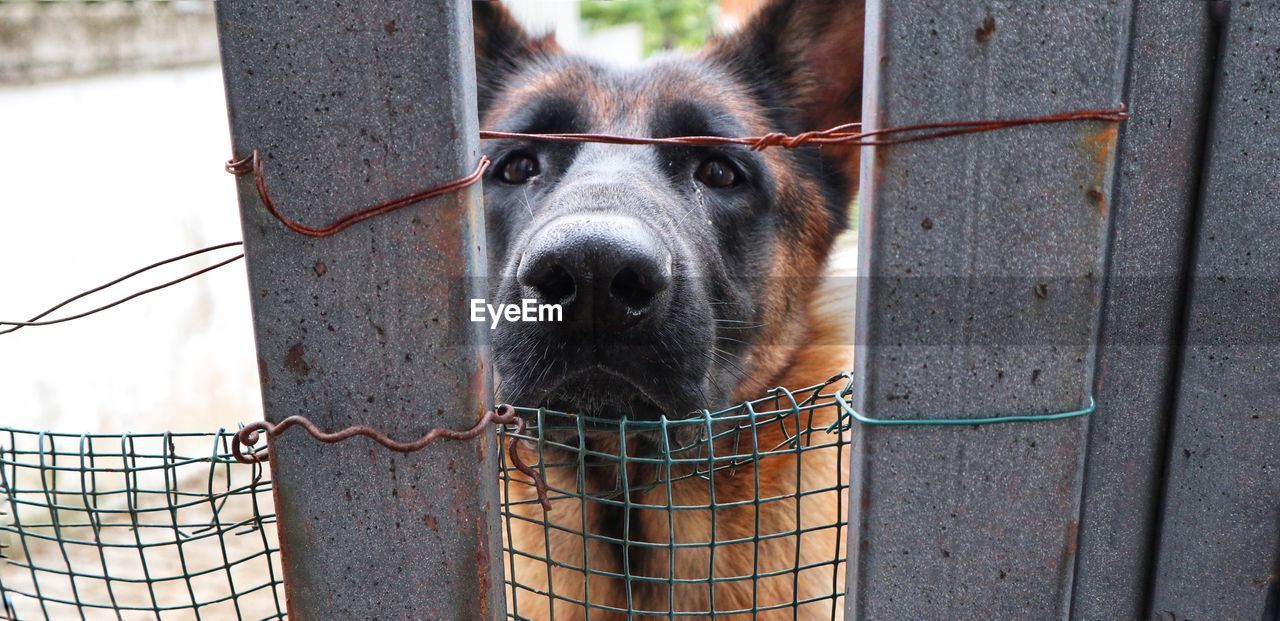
left=474, top=1, right=863, bottom=618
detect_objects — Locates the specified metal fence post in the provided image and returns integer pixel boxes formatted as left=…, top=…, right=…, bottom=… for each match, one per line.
left=1149, top=4, right=1280, bottom=619
left=1069, top=3, right=1218, bottom=618
left=215, top=1, right=504, bottom=618
left=847, top=1, right=1132, bottom=618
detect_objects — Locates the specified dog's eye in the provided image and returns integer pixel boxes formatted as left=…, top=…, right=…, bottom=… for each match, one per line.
left=695, top=158, right=738, bottom=188
left=498, top=153, right=539, bottom=184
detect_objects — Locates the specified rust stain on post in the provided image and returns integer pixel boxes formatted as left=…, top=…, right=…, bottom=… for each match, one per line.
left=284, top=343, right=311, bottom=379
left=1080, top=124, right=1120, bottom=167
left=1080, top=124, right=1120, bottom=216
left=975, top=16, right=997, bottom=42
left=476, top=505, right=493, bottom=621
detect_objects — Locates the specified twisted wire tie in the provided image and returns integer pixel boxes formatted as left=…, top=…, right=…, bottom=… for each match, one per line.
left=225, top=105, right=1127, bottom=237
left=231, top=404, right=552, bottom=510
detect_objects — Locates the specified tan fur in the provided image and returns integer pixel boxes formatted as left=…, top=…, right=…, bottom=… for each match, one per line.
left=503, top=232, right=857, bottom=620
left=482, top=0, right=865, bottom=614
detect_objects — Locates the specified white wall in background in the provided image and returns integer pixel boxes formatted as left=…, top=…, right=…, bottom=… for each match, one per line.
left=0, top=66, right=261, bottom=433
left=0, top=6, right=649, bottom=435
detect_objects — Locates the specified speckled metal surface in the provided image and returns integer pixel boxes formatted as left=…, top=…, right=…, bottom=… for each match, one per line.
left=1070, top=4, right=1218, bottom=619
left=1149, top=2, right=1280, bottom=619
left=215, top=1, right=503, bottom=618
left=847, top=1, right=1132, bottom=618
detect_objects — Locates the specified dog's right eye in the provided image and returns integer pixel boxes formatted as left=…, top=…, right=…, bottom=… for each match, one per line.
left=498, top=153, right=540, bottom=184
left=695, top=157, right=739, bottom=189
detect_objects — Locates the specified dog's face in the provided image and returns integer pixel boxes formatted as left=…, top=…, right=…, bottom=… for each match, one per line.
left=474, top=0, right=863, bottom=422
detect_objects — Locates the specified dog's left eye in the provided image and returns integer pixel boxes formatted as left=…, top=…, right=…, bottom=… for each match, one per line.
left=695, top=158, right=738, bottom=188
left=498, top=153, right=540, bottom=184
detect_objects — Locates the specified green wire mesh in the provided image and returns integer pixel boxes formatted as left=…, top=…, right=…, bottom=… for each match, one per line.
left=0, top=428, right=285, bottom=620
left=497, top=374, right=855, bottom=620
left=1, top=375, right=856, bottom=620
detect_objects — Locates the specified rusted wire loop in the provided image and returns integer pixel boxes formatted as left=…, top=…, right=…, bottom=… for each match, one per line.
left=224, top=149, right=491, bottom=238
left=224, top=154, right=253, bottom=175
left=230, top=405, right=551, bottom=509
left=227, top=106, right=1125, bottom=240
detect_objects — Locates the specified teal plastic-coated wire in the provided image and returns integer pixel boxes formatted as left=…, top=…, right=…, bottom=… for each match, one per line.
left=0, top=428, right=285, bottom=620
left=831, top=388, right=1096, bottom=427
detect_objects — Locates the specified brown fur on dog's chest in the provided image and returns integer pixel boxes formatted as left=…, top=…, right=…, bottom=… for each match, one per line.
left=502, top=236, right=856, bottom=620
left=477, top=0, right=865, bottom=615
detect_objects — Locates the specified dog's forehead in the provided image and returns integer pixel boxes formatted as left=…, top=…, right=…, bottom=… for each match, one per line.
left=489, top=55, right=769, bottom=135
left=633, top=59, right=769, bottom=128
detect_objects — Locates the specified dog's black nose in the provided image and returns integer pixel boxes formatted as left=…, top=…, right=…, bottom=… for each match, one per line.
left=517, top=215, right=671, bottom=332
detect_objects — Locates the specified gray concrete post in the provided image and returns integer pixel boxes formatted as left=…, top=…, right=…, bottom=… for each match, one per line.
left=847, top=1, right=1132, bottom=618
left=215, top=1, right=503, bottom=617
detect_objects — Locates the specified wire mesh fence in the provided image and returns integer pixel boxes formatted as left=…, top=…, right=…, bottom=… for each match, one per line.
left=0, top=429, right=284, bottom=620
left=498, top=374, right=854, bottom=620
left=2, top=375, right=855, bottom=620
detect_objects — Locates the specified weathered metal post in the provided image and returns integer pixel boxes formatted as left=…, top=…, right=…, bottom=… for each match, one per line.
left=847, top=1, right=1131, bottom=618
left=1149, top=4, right=1280, bottom=619
left=1070, top=3, right=1218, bottom=618
left=216, top=1, right=503, bottom=618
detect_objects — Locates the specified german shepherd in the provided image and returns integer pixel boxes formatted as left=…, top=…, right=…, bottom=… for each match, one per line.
left=474, top=1, right=863, bottom=618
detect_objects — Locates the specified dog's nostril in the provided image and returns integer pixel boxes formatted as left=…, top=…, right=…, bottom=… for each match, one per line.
left=530, top=264, right=576, bottom=305
left=610, top=266, right=657, bottom=311
left=517, top=214, right=673, bottom=332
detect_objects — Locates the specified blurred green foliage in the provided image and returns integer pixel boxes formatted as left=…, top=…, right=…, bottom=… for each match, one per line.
left=580, top=0, right=718, bottom=56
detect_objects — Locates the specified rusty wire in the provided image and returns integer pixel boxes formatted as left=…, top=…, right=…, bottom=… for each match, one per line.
left=0, top=242, right=245, bottom=336
left=2, top=105, right=1127, bottom=337
left=225, top=151, right=491, bottom=237
left=4, top=105, right=1128, bottom=508
left=479, top=105, right=1128, bottom=150
left=231, top=404, right=552, bottom=510
left=225, top=106, right=1126, bottom=239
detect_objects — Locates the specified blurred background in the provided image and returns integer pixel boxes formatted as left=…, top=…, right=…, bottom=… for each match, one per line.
left=0, top=0, right=764, bottom=434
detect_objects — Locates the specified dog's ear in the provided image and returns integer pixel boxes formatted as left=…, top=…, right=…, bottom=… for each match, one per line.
left=472, top=1, right=559, bottom=116
left=707, top=0, right=864, bottom=164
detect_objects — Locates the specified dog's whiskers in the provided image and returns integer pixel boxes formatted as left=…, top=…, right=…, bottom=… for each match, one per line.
left=672, top=187, right=709, bottom=231
left=705, top=348, right=751, bottom=386
left=530, top=343, right=554, bottom=393
left=713, top=319, right=765, bottom=326
left=519, top=184, right=535, bottom=216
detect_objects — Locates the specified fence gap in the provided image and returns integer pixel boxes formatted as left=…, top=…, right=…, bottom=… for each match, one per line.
left=215, top=1, right=504, bottom=618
